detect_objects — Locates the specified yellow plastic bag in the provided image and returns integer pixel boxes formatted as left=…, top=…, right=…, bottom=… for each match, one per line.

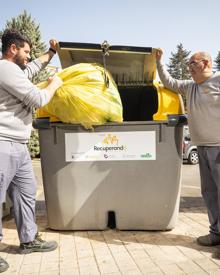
left=36, top=63, right=123, bottom=129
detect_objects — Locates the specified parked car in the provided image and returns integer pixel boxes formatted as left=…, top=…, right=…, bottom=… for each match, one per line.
left=183, top=126, right=199, bottom=165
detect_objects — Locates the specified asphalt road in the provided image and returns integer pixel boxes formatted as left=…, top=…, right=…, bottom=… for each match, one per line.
left=181, top=163, right=201, bottom=197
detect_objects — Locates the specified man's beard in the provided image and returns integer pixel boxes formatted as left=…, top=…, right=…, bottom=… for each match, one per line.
left=14, top=53, right=27, bottom=70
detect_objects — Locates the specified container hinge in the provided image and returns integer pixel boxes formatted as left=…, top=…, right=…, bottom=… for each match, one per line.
left=167, top=114, right=188, bottom=126
left=101, top=40, right=110, bottom=88
left=33, top=118, right=51, bottom=129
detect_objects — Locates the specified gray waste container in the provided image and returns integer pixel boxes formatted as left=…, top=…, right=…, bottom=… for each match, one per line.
left=34, top=42, right=186, bottom=230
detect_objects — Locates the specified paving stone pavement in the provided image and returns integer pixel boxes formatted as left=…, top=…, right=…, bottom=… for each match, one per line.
left=2, top=160, right=220, bottom=275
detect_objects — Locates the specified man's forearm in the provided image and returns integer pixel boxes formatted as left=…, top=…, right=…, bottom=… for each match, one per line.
left=37, top=50, right=56, bottom=67
left=157, top=60, right=184, bottom=94
left=24, top=50, right=56, bottom=80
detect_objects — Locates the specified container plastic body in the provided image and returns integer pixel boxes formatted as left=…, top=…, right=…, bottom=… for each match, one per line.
left=37, top=121, right=183, bottom=230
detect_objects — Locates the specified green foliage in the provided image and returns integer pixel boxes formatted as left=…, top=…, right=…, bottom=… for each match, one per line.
left=28, top=129, right=40, bottom=158
left=167, top=43, right=191, bottom=80
left=214, top=51, right=220, bottom=71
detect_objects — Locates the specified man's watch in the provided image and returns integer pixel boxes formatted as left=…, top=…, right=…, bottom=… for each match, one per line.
left=49, top=47, right=56, bottom=54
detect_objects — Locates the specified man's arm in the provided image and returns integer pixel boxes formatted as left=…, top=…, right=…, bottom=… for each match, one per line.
left=156, top=48, right=192, bottom=95
left=37, top=39, right=57, bottom=66
left=24, top=39, right=58, bottom=79
left=1, top=61, right=62, bottom=109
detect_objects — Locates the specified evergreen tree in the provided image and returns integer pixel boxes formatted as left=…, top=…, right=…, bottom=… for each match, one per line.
left=0, top=10, right=49, bottom=84
left=214, top=51, right=220, bottom=71
left=167, top=43, right=191, bottom=80
left=0, top=10, right=50, bottom=157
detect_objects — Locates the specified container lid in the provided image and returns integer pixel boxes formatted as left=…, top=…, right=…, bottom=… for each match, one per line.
left=57, top=41, right=157, bottom=86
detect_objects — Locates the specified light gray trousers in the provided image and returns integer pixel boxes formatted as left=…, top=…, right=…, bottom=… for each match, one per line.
left=197, top=146, right=220, bottom=235
left=0, top=140, right=37, bottom=243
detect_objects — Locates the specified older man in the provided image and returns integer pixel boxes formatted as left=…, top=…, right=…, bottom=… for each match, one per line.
left=156, top=49, right=220, bottom=246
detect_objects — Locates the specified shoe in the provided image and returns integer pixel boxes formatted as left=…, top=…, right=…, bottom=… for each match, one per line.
left=19, top=233, right=58, bottom=254
left=197, top=233, right=220, bottom=246
left=0, top=256, right=9, bottom=273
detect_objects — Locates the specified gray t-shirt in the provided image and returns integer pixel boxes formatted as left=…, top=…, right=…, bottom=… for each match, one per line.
left=0, top=59, right=51, bottom=143
left=157, top=60, right=220, bottom=146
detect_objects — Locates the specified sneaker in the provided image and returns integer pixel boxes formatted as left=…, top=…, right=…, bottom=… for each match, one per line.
left=19, top=233, right=58, bottom=254
left=0, top=256, right=9, bottom=273
left=197, top=233, right=220, bottom=246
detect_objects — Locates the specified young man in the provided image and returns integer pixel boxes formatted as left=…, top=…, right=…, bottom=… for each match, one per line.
left=156, top=48, right=220, bottom=247
left=0, top=29, right=62, bottom=273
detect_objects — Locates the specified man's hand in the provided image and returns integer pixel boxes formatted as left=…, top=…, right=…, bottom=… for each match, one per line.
left=49, top=39, right=58, bottom=52
left=156, top=48, right=163, bottom=61
left=48, top=75, right=63, bottom=89
left=37, top=39, right=58, bottom=66
left=46, top=76, right=63, bottom=100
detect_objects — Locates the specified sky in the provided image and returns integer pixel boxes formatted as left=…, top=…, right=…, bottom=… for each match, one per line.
left=0, top=0, right=219, bottom=68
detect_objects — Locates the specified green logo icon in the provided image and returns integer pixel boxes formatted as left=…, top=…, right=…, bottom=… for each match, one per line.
left=141, top=153, right=152, bottom=158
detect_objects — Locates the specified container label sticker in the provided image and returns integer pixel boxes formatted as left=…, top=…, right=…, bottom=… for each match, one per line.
left=65, top=131, right=156, bottom=162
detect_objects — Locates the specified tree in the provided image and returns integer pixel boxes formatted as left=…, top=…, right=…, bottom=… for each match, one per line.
left=0, top=10, right=50, bottom=157
left=0, top=10, right=49, bottom=84
left=214, top=51, right=220, bottom=71
left=167, top=43, right=191, bottom=80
